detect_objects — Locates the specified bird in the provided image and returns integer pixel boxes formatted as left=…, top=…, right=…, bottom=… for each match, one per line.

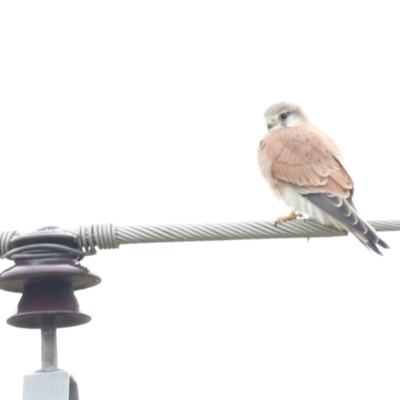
left=258, top=102, right=389, bottom=255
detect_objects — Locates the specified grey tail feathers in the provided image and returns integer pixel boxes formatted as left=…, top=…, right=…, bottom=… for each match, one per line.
left=305, top=193, right=389, bottom=255
left=361, top=236, right=389, bottom=256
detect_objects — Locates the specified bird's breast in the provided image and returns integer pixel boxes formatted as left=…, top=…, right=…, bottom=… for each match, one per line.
left=258, top=136, right=286, bottom=199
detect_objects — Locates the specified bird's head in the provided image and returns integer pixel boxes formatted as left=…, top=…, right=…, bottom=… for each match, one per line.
left=264, top=102, right=309, bottom=132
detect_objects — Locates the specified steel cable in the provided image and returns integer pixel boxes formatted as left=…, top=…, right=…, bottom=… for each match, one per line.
left=0, top=219, right=398, bottom=260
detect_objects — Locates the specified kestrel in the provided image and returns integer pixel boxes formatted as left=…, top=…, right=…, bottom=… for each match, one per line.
left=258, top=102, right=389, bottom=255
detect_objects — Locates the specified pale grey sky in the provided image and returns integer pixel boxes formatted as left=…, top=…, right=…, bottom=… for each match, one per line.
left=0, top=1, right=399, bottom=399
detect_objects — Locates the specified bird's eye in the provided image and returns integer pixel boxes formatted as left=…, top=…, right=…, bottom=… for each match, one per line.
left=280, top=113, right=288, bottom=120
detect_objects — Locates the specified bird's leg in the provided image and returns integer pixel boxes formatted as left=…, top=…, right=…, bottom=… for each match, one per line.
left=274, top=210, right=303, bottom=226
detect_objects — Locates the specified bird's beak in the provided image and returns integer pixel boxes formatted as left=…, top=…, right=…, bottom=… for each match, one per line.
left=267, top=117, right=276, bottom=130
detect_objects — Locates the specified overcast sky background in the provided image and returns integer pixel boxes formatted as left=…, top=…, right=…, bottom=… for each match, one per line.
left=1, top=1, right=400, bottom=399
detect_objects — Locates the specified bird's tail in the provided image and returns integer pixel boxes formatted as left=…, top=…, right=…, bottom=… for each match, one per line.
left=305, top=193, right=389, bottom=255
left=351, top=227, right=389, bottom=256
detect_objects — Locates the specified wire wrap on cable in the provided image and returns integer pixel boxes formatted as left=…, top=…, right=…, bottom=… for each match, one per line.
left=0, top=230, right=18, bottom=258
left=0, top=219, right=398, bottom=260
left=78, top=224, right=119, bottom=253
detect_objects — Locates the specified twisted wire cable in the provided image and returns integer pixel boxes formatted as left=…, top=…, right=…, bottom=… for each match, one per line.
left=0, top=219, right=400, bottom=259
left=0, top=219, right=398, bottom=260
left=114, top=219, right=400, bottom=244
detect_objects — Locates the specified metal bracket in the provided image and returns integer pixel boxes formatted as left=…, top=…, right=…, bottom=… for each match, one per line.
left=23, top=370, right=79, bottom=400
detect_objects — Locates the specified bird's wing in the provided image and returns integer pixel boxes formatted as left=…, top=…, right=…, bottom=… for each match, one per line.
left=261, top=123, right=353, bottom=197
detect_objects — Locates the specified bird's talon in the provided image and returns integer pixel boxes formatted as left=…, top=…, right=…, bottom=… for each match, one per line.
left=275, top=211, right=303, bottom=225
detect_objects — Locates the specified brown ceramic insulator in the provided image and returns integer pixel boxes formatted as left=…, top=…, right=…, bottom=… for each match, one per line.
left=0, top=258, right=101, bottom=293
left=7, top=281, right=91, bottom=328
left=0, top=232, right=101, bottom=329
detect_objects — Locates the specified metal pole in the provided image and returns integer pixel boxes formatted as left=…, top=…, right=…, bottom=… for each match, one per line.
left=41, top=316, right=58, bottom=371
